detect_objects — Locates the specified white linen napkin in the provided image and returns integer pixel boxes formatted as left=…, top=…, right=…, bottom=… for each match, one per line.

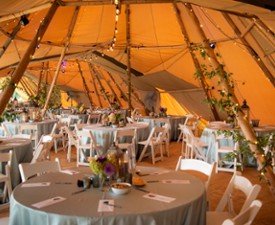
left=143, top=193, right=176, bottom=203
left=32, top=196, right=66, bottom=208
left=60, top=169, right=80, bottom=175
left=161, top=179, right=190, bottom=184
left=21, top=182, right=50, bottom=187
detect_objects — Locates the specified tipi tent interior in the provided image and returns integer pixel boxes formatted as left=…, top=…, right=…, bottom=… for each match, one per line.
left=0, top=0, right=274, bottom=125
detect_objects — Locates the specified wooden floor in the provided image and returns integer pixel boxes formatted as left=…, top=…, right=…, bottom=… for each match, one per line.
left=2, top=142, right=275, bottom=224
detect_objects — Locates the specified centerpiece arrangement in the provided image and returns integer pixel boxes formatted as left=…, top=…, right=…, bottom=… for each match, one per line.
left=101, top=111, right=124, bottom=127
left=89, top=155, right=117, bottom=188
left=158, top=106, right=167, bottom=118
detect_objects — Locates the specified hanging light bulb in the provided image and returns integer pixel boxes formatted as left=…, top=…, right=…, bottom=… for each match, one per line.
left=209, top=42, right=216, bottom=49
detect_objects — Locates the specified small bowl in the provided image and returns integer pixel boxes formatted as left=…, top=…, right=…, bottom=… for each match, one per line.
left=111, top=182, right=131, bottom=195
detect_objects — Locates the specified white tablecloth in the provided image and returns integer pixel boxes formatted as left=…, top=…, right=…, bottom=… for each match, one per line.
left=10, top=167, right=206, bottom=225
left=0, top=137, right=33, bottom=188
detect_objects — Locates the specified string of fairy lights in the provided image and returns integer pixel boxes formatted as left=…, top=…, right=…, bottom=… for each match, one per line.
left=107, top=0, right=121, bottom=52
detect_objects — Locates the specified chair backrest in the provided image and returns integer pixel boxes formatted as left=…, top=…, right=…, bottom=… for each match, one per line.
left=87, top=114, right=101, bottom=124
left=19, top=159, right=61, bottom=182
left=222, top=200, right=262, bottom=225
left=114, top=128, right=137, bottom=150
left=32, top=135, right=53, bottom=163
left=0, top=124, right=11, bottom=137
left=0, top=150, right=12, bottom=166
left=126, top=117, right=134, bottom=124
left=18, top=124, right=38, bottom=145
left=175, top=157, right=216, bottom=191
left=216, top=172, right=261, bottom=215
left=60, top=117, right=72, bottom=127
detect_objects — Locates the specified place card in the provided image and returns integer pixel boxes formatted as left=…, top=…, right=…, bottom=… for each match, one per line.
left=61, top=169, right=80, bottom=175
left=21, top=182, right=51, bottom=187
left=98, top=199, right=114, bottom=212
left=143, top=193, right=175, bottom=203
left=32, top=196, right=66, bottom=209
left=161, top=179, right=190, bottom=184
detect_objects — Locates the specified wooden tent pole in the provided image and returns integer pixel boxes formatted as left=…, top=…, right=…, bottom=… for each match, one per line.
left=105, top=71, right=128, bottom=106
left=90, top=64, right=112, bottom=108
left=0, top=1, right=59, bottom=115
left=184, top=2, right=275, bottom=195
left=88, top=63, right=102, bottom=108
left=173, top=3, right=220, bottom=120
left=20, top=78, right=33, bottom=97
left=106, top=80, right=122, bottom=107
left=37, top=62, right=45, bottom=95
left=41, top=6, right=80, bottom=118
left=125, top=3, right=132, bottom=111
left=222, top=13, right=275, bottom=87
left=0, top=20, right=22, bottom=58
left=76, top=60, right=94, bottom=107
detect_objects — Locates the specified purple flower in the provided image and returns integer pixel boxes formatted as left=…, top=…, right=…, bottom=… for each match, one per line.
left=96, top=156, right=107, bottom=163
left=104, top=164, right=115, bottom=176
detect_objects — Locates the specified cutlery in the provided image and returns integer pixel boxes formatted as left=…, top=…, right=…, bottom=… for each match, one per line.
left=135, top=187, right=150, bottom=193
left=71, top=189, right=86, bottom=195
left=147, top=180, right=159, bottom=183
left=103, top=201, right=122, bottom=208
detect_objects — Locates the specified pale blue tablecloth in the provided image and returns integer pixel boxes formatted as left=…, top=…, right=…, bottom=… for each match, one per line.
left=200, top=125, right=275, bottom=165
left=138, top=116, right=185, bottom=141
left=10, top=167, right=206, bottom=225
left=0, top=137, right=33, bottom=188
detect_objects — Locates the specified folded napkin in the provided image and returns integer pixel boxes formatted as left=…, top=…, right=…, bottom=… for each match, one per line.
left=32, top=196, right=66, bottom=209
left=162, top=179, right=190, bottom=184
left=21, top=182, right=50, bottom=187
left=98, top=200, right=114, bottom=212
left=61, top=169, right=80, bottom=175
left=143, top=193, right=175, bottom=203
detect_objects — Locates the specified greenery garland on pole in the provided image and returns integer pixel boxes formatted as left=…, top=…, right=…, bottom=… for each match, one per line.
left=192, top=41, right=275, bottom=195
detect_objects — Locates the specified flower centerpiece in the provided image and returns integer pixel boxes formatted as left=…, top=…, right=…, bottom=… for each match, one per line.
left=89, top=155, right=117, bottom=187
left=158, top=106, right=167, bottom=118
left=101, top=111, right=123, bottom=127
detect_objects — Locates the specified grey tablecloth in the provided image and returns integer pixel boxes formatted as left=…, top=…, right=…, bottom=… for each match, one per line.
left=139, top=116, right=185, bottom=141
left=10, top=167, right=206, bottom=225
left=0, top=137, right=32, bottom=188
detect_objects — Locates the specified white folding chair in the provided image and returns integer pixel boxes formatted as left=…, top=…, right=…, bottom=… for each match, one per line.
left=114, top=128, right=137, bottom=151
left=87, top=114, right=101, bottom=124
left=19, top=158, right=61, bottom=182
left=177, top=114, right=199, bottom=142
left=175, top=157, right=216, bottom=192
left=18, top=123, right=38, bottom=149
left=215, top=133, right=243, bottom=173
left=221, top=200, right=262, bottom=225
left=50, top=122, right=68, bottom=153
left=75, top=129, right=101, bottom=166
left=175, top=157, right=216, bottom=209
left=0, top=124, right=11, bottom=137
left=182, top=125, right=208, bottom=160
left=31, top=135, right=54, bottom=163
left=0, top=150, right=12, bottom=209
left=207, top=199, right=262, bottom=225
left=64, top=126, right=78, bottom=162
left=215, top=172, right=261, bottom=216
left=138, top=127, right=165, bottom=164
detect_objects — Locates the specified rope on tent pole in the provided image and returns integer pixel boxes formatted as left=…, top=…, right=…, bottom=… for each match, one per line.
left=222, top=13, right=275, bottom=87
left=173, top=2, right=220, bottom=121
left=88, top=63, right=103, bottom=108
left=0, top=1, right=60, bottom=116
left=184, top=2, right=275, bottom=196
left=76, top=59, right=94, bottom=107
left=90, top=64, right=112, bottom=108
left=41, top=5, right=80, bottom=118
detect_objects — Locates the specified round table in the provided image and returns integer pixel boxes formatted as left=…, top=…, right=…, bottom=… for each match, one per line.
left=83, top=123, right=150, bottom=153
left=3, top=119, right=57, bottom=141
left=0, top=137, right=33, bottom=188
left=138, top=116, right=185, bottom=141
left=10, top=167, right=206, bottom=225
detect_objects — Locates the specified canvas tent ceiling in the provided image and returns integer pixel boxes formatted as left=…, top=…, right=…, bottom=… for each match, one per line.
left=0, top=0, right=274, bottom=124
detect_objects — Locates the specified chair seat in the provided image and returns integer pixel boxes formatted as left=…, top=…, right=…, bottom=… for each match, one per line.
left=207, top=211, right=234, bottom=225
